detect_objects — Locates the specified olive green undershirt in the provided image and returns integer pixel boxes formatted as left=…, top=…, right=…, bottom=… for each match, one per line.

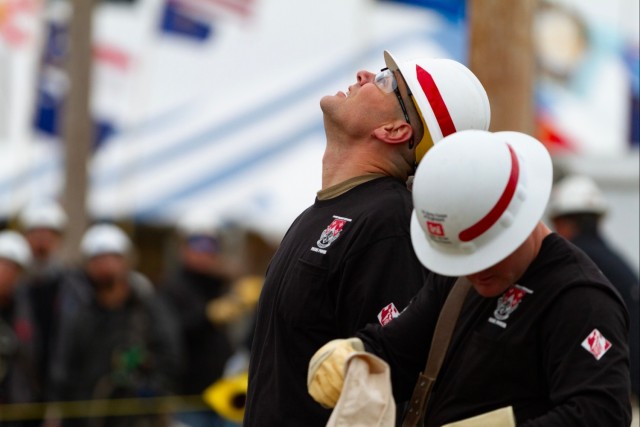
left=317, top=173, right=387, bottom=201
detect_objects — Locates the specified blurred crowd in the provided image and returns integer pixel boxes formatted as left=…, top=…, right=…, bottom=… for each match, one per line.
left=0, top=172, right=638, bottom=427
left=0, top=201, right=264, bottom=427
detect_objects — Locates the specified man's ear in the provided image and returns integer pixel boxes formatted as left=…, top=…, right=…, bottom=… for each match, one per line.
left=372, top=121, right=413, bottom=145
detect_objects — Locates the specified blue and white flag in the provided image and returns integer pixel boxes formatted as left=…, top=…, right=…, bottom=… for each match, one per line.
left=159, top=0, right=213, bottom=42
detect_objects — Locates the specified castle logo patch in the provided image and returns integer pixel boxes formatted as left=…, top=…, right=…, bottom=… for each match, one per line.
left=488, top=285, right=533, bottom=328
left=581, top=329, right=612, bottom=360
left=378, top=303, right=399, bottom=326
left=316, top=216, right=351, bottom=250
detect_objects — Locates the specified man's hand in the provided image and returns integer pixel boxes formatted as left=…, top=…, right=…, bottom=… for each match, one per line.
left=307, top=338, right=365, bottom=408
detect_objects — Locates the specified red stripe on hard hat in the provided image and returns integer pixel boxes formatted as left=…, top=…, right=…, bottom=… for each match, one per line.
left=459, top=144, right=520, bottom=242
left=416, top=65, right=456, bottom=137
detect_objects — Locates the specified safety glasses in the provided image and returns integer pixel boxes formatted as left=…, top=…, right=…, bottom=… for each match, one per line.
left=374, top=68, right=411, bottom=125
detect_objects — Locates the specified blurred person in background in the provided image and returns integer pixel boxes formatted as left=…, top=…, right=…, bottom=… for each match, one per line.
left=160, top=211, right=255, bottom=427
left=547, top=174, right=639, bottom=400
left=18, top=200, right=69, bottom=402
left=49, top=223, right=182, bottom=427
left=244, top=49, right=491, bottom=427
left=18, top=200, right=68, bottom=278
left=0, top=230, right=38, bottom=424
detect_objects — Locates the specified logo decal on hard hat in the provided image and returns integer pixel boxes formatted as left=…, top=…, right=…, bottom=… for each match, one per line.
left=459, top=144, right=520, bottom=242
left=416, top=65, right=456, bottom=138
left=427, top=221, right=445, bottom=237
left=421, top=211, right=449, bottom=243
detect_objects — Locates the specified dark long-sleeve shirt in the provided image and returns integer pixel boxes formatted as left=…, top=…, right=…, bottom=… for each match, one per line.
left=245, top=176, right=427, bottom=427
left=358, top=233, right=631, bottom=427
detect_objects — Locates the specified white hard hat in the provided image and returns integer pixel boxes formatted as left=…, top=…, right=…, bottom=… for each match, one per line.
left=410, top=130, right=552, bottom=276
left=80, top=223, right=132, bottom=258
left=19, top=200, right=68, bottom=232
left=384, top=51, right=491, bottom=163
left=547, top=174, right=607, bottom=218
left=0, top=230, right=32, bottom=269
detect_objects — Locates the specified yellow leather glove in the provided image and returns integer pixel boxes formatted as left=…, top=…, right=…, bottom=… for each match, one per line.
left=307, top=337, right=365, bottom=409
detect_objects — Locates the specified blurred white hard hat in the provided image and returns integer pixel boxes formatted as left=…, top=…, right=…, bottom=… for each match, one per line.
left=547, top=174, right=608, bottom=218
left=80, top=223, right=132, bottom=258
left=19, top=200, right=68, bottom=232
left=384, top=51, right=491, bottom=164
left=410, top=130, right=552, bottom=276
left=0, top=230, right=33, bottom=269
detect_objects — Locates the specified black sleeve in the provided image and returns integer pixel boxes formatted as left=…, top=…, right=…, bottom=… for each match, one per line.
left=356, top=273, right=453, bottom=401
left=519, top=285, right=631, bottom=427
left=335, top=235, right=427, bottom=337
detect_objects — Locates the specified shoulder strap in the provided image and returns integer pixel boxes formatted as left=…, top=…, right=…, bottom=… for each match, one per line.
left=402, top=277, right=472, bottom=427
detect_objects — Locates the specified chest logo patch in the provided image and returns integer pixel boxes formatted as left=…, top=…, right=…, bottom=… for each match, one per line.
left=378, top=303, right=399, bottom=326
left=316, top=216, right=351, bottom=250
left=581, top=328, right=612, bottom=360
left=488, top=284, right=533, bottom=328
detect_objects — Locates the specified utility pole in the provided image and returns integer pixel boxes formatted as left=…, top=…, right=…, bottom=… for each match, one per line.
left=468, top=0, right=537, bottom=135
left=60, top=0, right=95, bottom=263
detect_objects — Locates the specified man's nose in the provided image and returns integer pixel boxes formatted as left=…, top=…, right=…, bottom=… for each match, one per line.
left=356, top=70, right=375, bottom=85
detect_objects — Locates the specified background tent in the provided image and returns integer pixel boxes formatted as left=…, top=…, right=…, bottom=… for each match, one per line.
left=0, top=0, right=637, bottom=271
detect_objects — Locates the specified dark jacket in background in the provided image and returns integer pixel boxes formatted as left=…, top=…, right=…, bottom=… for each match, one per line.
left=0, top=285, right=39, bottom=405
left=51, top=272, right=182, bottom=427
left=161, top=267, right=234, bottom=395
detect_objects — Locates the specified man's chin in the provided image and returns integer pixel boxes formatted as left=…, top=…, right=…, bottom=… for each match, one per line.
left=470, top=279, right=508, bottom=298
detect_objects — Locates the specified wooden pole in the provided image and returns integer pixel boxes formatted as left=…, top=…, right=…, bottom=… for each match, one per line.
left=60, top=0, right=95, bottom=263
left=468, top=0, right=537, bottom=135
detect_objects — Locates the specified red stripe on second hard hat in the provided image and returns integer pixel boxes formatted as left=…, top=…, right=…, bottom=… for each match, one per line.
left=416, top=65, right=456, bottom=137
left=459, top=144, right=520, bottom=242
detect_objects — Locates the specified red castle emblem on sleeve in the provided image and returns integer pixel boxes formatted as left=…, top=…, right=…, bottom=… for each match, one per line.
left=377, top=303, right=399, bottom=326
left=581, top=329, right=612, bottom=360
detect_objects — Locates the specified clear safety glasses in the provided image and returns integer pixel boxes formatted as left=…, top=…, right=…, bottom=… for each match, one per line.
left=374, top=68, right=411, bottom=125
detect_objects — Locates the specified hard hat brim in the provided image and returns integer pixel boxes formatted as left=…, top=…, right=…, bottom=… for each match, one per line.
left=384, top=50, right=439, bottom=149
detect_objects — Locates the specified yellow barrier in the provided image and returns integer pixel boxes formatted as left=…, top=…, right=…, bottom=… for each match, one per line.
left=202, top=372, right=248, bottom=423
left=0, top=395, right=209, bottom=421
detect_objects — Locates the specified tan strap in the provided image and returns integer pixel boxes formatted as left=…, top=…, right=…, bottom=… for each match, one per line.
left=402, top=277, right=472, bottom=427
